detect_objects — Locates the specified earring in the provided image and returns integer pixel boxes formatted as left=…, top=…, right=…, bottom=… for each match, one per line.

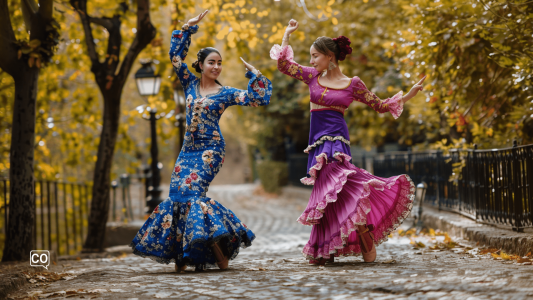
left=328, top=61, right=337, bottom=71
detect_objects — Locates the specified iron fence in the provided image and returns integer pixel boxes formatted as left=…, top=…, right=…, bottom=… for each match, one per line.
left=371, top=142, right=533, bottom=231
left=0, top=176, right=137, bottom=257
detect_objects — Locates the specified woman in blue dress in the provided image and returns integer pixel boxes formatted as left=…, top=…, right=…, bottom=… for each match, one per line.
left=130, top=10, right=272, bottom=271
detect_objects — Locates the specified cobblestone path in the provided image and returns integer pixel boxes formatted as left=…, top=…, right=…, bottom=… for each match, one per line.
left=8, top=185, right=533, bottom=300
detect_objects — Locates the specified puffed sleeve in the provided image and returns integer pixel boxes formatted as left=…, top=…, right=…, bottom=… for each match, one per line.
left=270, top=44, right=319, bottom=85
left=352, top=76, right=404, bottom=119
left=169, top=25, right=199, bottom=90
left=226, top=70, right=272, bottom=107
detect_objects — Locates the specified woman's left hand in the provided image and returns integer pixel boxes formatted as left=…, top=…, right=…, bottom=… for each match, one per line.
left=187, top=10, right=209, bottom=27
left=402, top=75, right=426, bottom=103
left=240, top=57, right=258, bottom=74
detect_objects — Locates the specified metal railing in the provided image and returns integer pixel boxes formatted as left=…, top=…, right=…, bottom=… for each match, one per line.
left=0, top=176, right=137, bottom=257
left=371, top=142, right=533, bottom=231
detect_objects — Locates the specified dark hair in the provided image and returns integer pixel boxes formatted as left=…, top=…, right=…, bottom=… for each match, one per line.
left=312, top=36, right=352, bottom=61
left=192, top=47, right=223, bottom=86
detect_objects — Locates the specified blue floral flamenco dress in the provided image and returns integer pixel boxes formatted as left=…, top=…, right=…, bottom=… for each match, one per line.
left=130, top=25, right=273, bottom=270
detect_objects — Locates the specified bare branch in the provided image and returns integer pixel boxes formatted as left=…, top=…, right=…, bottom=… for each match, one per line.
left=116, top=0, right=156, bottom=88
left=102, top=16, right=121, bottom=80
left=21, top=0, right=38, bottom=31
left=38, top=0, right=54, bottom=22
left=70, top=0, right=101, bottom=70
left=88, top=16, right=113, bottom=31
left=0, top=0, right=19, bottom=76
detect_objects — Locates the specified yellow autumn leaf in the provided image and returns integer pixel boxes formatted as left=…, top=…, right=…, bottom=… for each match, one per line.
left=444, top=233, right=452, bottom=243
left=500, top=252, right=511, bottom=260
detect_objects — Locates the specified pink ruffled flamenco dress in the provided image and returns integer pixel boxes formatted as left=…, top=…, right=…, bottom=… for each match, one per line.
left=271, top=44, right=415, bottom=262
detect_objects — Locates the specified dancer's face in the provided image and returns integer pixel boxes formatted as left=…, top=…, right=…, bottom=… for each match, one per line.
left=200, top=52, right=222, bottom=81
left=310, top=46, right=332, bottom=73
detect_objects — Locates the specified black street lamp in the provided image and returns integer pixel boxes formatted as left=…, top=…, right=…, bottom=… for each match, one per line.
left=135, top=60, right=161, bottom=96
left=413, top=182, right=427, bottom=233
left=135, top=60, right=163, bottom=214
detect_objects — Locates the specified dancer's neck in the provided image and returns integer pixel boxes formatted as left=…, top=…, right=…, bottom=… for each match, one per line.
left=322, top=66, right=346, bottom=80
left=200, top=76, right=219, bottom=89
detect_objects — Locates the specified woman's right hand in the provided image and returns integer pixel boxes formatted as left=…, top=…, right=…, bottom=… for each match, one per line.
left=187, top=10, right=209, bottom=27
left=285, top=19, right=299, bottom=35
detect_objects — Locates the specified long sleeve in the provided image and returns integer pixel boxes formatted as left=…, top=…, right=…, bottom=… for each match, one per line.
left=226, top=71, right=272, bottom=107
left=352, top=76, right=404, bottom=119
left=270, top=44, right=319, bottom=85
left=169, top=25, right=199, bottom=90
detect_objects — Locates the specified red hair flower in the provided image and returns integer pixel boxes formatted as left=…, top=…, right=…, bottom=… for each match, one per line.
left=332, top=36, right=352, bottom=61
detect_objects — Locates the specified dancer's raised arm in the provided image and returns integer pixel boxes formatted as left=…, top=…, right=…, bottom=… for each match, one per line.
left=270, top=19, right=319, bottom=84
left=225, top=58, right=272, bottom=107
left=169, top=10, right=209, bottom=89
left=352, top=75, right=426, bottom=119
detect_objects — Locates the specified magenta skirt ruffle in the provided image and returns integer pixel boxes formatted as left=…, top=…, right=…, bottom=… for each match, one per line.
left=299, top=152, right=415, bottom=260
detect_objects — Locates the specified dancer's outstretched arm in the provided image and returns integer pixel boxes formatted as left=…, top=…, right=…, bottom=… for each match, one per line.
left=352, top=76, right=426, bottom=119
left=272, top=19, right=319, bottom=84
left=169, top=10, right=209, bottom=89
left=225, top=58, right=272, bottom=107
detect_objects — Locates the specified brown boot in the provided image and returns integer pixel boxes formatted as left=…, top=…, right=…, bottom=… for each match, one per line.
left=358, top=224, right=377, bottom=263
left=212, top=242, right=229, bottom=270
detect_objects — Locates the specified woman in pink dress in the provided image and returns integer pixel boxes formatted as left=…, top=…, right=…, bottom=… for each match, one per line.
left=271, top=20, right=425, bottom=264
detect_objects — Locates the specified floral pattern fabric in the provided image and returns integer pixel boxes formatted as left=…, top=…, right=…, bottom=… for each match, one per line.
left=130, top=25, right=272, bottom=269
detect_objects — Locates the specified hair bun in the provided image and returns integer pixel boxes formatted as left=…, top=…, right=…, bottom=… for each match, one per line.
left=191, top=60, right=201, bottom=73
left=332, top=36, right=352, bottom=61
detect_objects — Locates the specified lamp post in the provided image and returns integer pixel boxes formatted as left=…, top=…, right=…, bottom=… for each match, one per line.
left=134, top=60, right=163, bottom=214
left=413, top=182, right=427, bottom=233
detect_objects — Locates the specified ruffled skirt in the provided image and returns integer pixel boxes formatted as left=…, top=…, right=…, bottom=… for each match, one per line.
left=130, top=196, right=255, bottom=269
left=299, top=152, right=415, bottom=260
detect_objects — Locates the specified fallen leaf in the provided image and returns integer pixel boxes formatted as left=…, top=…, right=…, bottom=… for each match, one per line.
left=500, top=252, right=511, bottom=260
left=416, top=241, right=426, bottom=248
left=517, top=257, right=531, bottom=263
left=382, top=259, right=396, bottom=264
left=479, top=248, right=499, bottom=255
left=444, top=233, right=452, bottom=243
left=445, top=242, right=457, bottom=249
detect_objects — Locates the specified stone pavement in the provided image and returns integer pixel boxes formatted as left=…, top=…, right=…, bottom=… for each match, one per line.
left=421, top=206, right=533, bottom=257
left=5, top=184, right=533, bottom=300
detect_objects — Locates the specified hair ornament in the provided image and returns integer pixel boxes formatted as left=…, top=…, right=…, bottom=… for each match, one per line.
left=332, top=36, right=352, bottom=61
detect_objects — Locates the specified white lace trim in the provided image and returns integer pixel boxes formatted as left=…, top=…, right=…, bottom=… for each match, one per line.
left=303, top=136, right=351, bottom=154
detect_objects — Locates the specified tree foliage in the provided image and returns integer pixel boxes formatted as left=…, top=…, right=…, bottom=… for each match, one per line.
left=1, top=0, right=531, bottom=197
left=390, top=0, right=533, bottom=150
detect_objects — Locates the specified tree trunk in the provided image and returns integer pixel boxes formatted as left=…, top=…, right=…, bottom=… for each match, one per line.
left=82, top=93, right=121, bottom=252
left=72, top=0, right=155, bottom=252
left=2, top=69, right=39, bottom=261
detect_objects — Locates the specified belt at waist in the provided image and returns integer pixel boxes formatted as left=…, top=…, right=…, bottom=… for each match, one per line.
left=310, top=102, right=346, bottom=114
